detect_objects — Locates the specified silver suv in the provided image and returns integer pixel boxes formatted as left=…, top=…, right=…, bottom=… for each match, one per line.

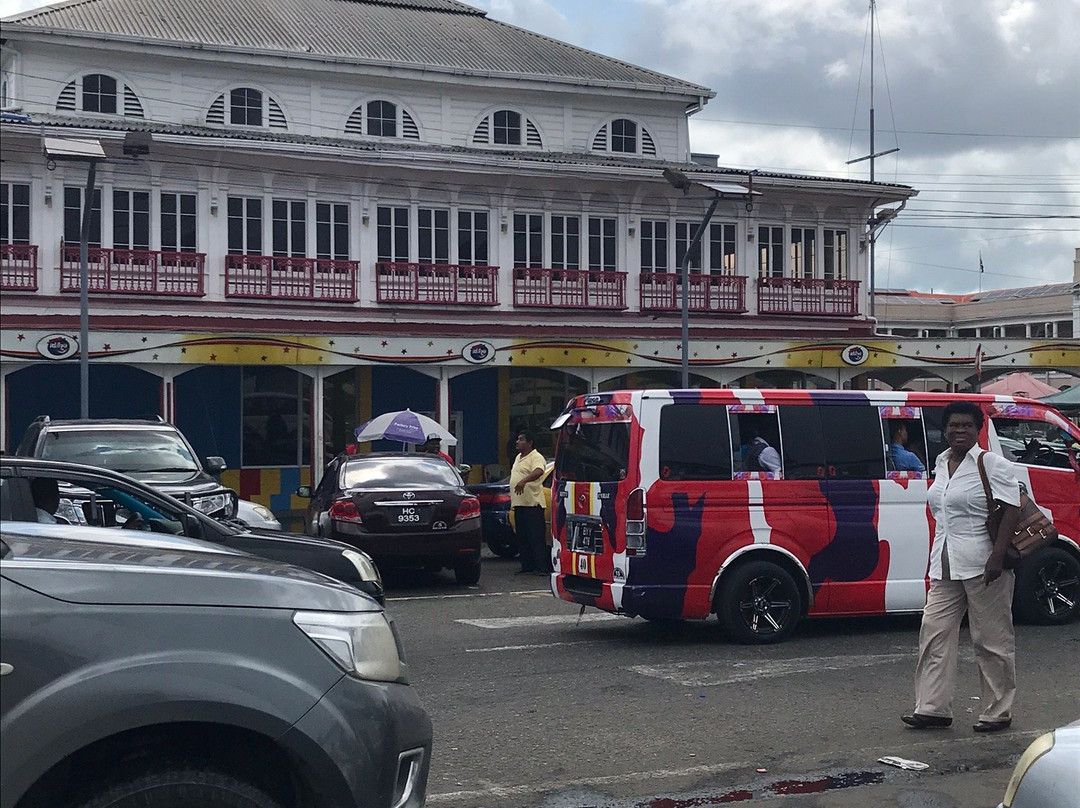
left=0, top=522, right=431, bottom=808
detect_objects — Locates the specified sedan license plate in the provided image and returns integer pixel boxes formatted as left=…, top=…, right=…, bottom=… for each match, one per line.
left=392, top=505, right=425, bottom=524
left=571, top=521, right=604, bottom=554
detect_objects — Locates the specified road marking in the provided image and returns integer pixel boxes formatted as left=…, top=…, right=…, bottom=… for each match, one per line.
left=630, top=653, right=916, bottom=686
left=388, top=588, right=548, bottom=602
left=456, top=612, right=621, bottom=629
left=466, top=641, right=579, bottom=653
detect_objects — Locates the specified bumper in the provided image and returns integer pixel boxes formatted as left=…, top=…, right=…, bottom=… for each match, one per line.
left=279, top=675, right=433, bottom=808
left=331, top=521, right=482, bottom=568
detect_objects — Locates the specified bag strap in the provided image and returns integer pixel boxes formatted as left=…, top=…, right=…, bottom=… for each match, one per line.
left=976, top=452, right=995, bottom=513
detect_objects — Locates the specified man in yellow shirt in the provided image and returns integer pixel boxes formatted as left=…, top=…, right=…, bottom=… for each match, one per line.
left=510, top=430, right=548, bottom=575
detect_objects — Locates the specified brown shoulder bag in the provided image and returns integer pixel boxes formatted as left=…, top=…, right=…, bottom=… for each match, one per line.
left=977, top=452, right=1058, bottom=569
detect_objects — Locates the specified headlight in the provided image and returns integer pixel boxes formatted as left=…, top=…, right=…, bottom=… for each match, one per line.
left=56, top=498, right=88, bottom=525
left=193, top=492, right=231, bottom=516
left=342, top=548, right=383, bottom=585
left=250, top=503, right=275, bottom=520
left=293, top=610, right=405, bottom=683
left=1002, top=730, right=1055, bottom=807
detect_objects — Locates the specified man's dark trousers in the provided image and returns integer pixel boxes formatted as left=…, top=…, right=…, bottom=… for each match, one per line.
left=514, top=505, right=548, bottom=572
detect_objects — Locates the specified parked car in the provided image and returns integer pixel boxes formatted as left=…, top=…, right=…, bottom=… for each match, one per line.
left=0, top=456, right=385, bottom=603
left=15, top=415, right=274, bottom=529
left=0, top=523, right=431, bottom=808
left=998, top=720, right=1080, bottom=808
left=298, top=452, right=482, bottom=585
left=467, top=461, right=553, bottom=558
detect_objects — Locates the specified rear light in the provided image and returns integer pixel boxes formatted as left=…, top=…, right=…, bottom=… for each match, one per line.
left=456, top=496, right=481, bottom=522
left=493, top=493, right=510, bottom=505
left=625, top=488, right=646, bottom=557
left=329, top=498, right=363, bottom=523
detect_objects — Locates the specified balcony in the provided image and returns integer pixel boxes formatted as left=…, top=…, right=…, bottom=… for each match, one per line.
left=640, top=272, right=747, bottom=313
left=513, top=267, right=626, bottom=310
left=60, top=247, right=205, bottom=296
left=225, top=255, right=358, bottom=302
left=757, top=276, right=860, bottom=316
left=1, top=243, right=38, bottom=291
left=376, top=262, right=498, bottom=305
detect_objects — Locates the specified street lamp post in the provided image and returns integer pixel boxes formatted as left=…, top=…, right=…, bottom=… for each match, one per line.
left=44, top=137, right=107, bottom=418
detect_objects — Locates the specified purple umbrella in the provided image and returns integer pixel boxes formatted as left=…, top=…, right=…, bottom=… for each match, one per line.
left=354, top=409, right=457, bottom=446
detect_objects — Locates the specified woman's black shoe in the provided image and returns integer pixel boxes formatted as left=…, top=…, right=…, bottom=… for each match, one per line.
left=901, top=713, right=952, bottom=729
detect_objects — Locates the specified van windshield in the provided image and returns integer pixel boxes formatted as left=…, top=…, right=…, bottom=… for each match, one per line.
left=555, top=421, right=631, bottom=482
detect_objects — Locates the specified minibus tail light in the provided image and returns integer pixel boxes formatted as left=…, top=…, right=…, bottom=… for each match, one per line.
left=625, top=488, right=646, bottom=557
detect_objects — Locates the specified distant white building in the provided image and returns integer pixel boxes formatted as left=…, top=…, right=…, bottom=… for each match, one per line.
left=2, top=0, right=1072, bottom=510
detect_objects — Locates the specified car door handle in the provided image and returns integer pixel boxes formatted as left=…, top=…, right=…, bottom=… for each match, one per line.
left=0, top=663, right=13, bottom=676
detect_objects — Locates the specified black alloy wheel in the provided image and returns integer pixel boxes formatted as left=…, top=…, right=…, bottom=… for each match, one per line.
left=1013, top=546, right=1080, bottom=625
left=75, top=765, right=285, bottom=808
left=718, top=560, right=802, bottom=644
left=485, top=535, right=519, bottom=558
left=455, top=559, right=482, bottom=586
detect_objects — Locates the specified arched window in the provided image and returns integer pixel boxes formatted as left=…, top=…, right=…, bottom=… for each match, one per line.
left=345, top=100, right=420, bottom=140
left=367, top=100, right=396, bottom=137
left=472, top=110, right=542, bottom=148
left=206, top=88, right=288, bottom=130
left=231, top=88, right=262, bottom=126
left=56, top=73, right=144, bottom=117
left=591, top=118, right=656, bottom=156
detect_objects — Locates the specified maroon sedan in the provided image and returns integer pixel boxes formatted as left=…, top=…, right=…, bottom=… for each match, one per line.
left=298, top=452, right=482, bottom=585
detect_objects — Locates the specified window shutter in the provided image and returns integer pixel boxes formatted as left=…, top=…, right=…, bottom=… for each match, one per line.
left=57, top=80, right=77, bottom=111
left=472, top=117, right=490, bottom=144
left=401, top=109, right=419, bottom=140
left=207, top=93, right=225, bottom=125
left=526, top=119, right=542, bottom=148
left=123, top=85, right=145, bottom=118
left=592, top=124, right=608, bottom=151
left=267, top=97, right=287, bottom=129
left=641, top=127, right=656, bottom=156
left=345, top=106, right=363, bottom=135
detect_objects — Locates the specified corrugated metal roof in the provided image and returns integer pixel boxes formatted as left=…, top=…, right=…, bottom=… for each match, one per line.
left=3, top=0, right=712, bottom=96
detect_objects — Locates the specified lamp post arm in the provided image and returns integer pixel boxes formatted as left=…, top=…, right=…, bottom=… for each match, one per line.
left=681, top=194, right=721, bottom=388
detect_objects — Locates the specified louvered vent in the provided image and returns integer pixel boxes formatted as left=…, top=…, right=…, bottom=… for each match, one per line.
left=641, top=127, right=656, bottom=156
left=592, top=124, right=609, bottom=151
left=473, top=117, right=490, bottom=144
left=123, top=86, right=145, bottom=118
left=526, top=120, right=542, bottom=148
left=345, top=106, right=363, bottom=135
left=207, top=94, right=225, bottom=125
left=402, top=109, right=419, bottom=140
left=268, top=97, right=287, bottom=129
left=57, top=80, right=77, bottom=110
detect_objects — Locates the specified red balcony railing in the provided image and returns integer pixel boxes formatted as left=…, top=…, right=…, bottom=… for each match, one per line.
left=756, top=276, right=860, bottom=316
left=1, top=243, right=38, bottom=290
left=513, top=267, right=626, bottom=310
left=376, top=262, right=498, bottom=305
left=640, top=272, right=747, bottom=313
left=60, top=247, right=205, bottom=296
left=225, top=255, right=358, bottom=302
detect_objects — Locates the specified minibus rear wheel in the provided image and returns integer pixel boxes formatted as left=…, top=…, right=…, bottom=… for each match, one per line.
left=717, top=560, right=802, bottom=644
left=1012, top=546, right=1080, bottom=625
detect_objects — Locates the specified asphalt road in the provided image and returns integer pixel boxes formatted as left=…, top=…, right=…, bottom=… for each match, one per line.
left=383, top=551, right=1080, bottom=808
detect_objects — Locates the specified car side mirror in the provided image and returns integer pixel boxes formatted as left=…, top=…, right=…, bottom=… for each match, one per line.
left=180, top=512, right=204, bottom=539
left=204, top=456, right=227, bottom=475
left=456, top=464, right=472, bottom=477
left=295, top=485, right=312, bottom=498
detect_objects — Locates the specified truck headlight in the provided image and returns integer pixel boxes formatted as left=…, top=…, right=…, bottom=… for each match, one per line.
left=293, top=610, right=405, bottom=683
left=193, top=492, right=232, bottom=516
left=342, top=548, right=383, bottom=586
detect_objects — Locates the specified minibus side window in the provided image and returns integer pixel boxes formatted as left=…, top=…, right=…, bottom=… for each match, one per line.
left=992, top=416, right=1075, bottom=469
left=820, top=406, right=886, bottom=479
left=659, top=403, right=732, bottom=481
left=730, top=411, right=783, bottom=476
left=880, top=412, right=929, bottom=476
left=923, top=407, right=948, bottom=472
left=778, top=405, right=824, bottom=479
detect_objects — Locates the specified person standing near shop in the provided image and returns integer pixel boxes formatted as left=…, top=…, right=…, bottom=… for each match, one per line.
left=902, top=400, right=1021, bottom=733
left=510, top=430, right=548, bottom=575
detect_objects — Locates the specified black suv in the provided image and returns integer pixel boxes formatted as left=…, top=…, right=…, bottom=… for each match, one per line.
left=16, top=416, right=238, bottom=520
left=1, top=456, right=385, bottom=603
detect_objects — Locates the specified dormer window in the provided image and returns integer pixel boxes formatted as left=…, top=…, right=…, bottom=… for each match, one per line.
left=344, top=99, right=420, bottom=139
left=56, top=73, right=145, bottom=117
left=473, top=109, right=542, bottom=148
left=592, top=118, right=656, bottom=156
left=207, top=87, right=287, bottom=129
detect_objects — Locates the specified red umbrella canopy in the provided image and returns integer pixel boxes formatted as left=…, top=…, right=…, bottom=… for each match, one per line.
left=981, top=372, right=1060, bottom=398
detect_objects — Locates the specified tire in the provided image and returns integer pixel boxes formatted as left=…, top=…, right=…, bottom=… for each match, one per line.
left=717, top=560, right=802, bottom=644
left=1013, top=546, right=1080, bottom=625
left=76, top=766, right=285, bottom=808
left=455, top=559, right=482, bottom=586
left=486, top=536, right=519, bottom=559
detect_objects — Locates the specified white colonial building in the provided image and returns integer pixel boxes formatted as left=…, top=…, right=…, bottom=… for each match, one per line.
left=2, top=0, right=1073, bottom=512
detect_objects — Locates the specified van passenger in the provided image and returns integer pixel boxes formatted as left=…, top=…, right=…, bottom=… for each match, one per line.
left=889, top=422, right=926, bottom=472
left=745, top=432, right=781, bottom=472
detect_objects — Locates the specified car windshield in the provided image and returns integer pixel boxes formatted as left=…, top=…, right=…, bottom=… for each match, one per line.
left=39, top=429, right=201, bottom=474
left=341, top=456, right=463, bottom=489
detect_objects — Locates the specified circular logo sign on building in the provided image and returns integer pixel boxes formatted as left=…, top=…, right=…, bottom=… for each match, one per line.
left=462, top=341, right=495, bottom=364
left=37, top=334, right=79, bottom=360
left=841, top=345, right=869, bottom=366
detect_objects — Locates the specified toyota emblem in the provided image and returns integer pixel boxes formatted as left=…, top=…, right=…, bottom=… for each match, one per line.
left=403, top=491, right=415, bottom=500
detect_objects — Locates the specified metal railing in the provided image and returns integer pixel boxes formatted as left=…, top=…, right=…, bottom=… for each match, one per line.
left=60, top=247, right=205, bottom=296
left=756, top=276, right=860, bottom=316
left=0, top=243, right=38, bottom=290
left=513, top=267, right=626, bottom=310
left=640, top=272, right=747, bottom=313
left=375, top=262, right=498, bottom=305
left=225, top=255, right=358, bottom=302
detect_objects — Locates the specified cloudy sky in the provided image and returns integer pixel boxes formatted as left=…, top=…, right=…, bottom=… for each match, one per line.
left=3, top=0, right=1077, bottom=294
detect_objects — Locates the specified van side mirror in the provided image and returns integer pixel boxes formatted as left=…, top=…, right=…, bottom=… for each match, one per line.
left=204, top=456, right=226, bottom=475
left=295, top=485, right=312, bottom=498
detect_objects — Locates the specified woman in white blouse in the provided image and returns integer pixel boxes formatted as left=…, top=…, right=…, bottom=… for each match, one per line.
left=902, top=400, right=1021, bottom=733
